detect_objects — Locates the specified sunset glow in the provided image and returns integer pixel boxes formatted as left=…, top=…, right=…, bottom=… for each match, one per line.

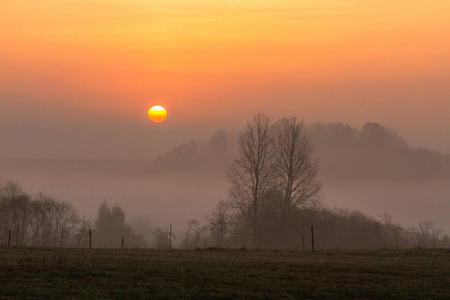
left=1, top=0, right=450, bottom=154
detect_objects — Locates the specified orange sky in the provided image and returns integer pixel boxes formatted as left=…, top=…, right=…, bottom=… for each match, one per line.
left=1, top=0, right=450, bottom=159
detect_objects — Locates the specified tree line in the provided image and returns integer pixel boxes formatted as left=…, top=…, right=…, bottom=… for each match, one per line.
left=175, top=205, right=450, bottom=250
left=1, top=179, right=448, bottom=250
left=173, top=113, right=450, bottom=250
left=309, top=122, right=450, bottom=180
left=0, top=181, right=87, bottom=247
left=151, top=120, right=450, bottom=181
left=0, top=181, right=147, bottom=248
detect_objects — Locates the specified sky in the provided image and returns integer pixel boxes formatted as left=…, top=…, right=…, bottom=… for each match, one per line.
left=1, top=0, right=450, bottom=160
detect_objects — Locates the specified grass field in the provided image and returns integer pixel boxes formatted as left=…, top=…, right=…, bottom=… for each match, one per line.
left=0, top=247, right=449, bottom=299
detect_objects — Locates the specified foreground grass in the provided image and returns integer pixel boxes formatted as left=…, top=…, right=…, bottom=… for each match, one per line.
left=0, top=247, right=449, bottom=299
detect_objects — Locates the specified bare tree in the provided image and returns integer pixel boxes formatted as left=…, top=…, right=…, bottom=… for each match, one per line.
left=275, top=117, right=322, bottom=247
left=0, top=183, right=86, bottom=248
left=207, top=200, right=230, bottom=248
left=55, top=201, right=80, bottom=247
left=0, top=181, right=31, bottom=246
left=29, top=192, right=58, bottom=247
left=412, top=221, right=444, bottom=248
left=181, top=219, right=200, bottom=249
left=379, top=211, right=408, bottom=249
left=227, top=112, right=276, bottom=247
left=152, top=227, right=170, bottom=249
left=74, top=218, right=92, bottom=248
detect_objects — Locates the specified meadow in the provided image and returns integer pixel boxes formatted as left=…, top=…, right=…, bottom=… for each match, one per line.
left=0, top=247, right=449, bottom=299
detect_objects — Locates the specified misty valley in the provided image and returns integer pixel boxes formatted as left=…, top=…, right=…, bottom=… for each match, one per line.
left=1, top=118, right=449, bottom=250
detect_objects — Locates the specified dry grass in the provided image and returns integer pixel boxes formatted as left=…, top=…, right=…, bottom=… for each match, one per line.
left=0, top=247, right=449, bottom=299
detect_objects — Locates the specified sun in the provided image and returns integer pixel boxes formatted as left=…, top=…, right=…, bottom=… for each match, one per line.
left=148, top=105, right=167, bottom=123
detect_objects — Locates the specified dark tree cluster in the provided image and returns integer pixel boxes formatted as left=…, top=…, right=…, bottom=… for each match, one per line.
left=175, top=113, right=320, bottom=249
left=225, top=114, right=322, bottom=248
left=0, top=181, right=88, bottom=248
left=312, top=209, right=450, bottom=249
left=179, top=203, right=449, bottom=250
left=175, top=114, right=449, bottom=250
left=151, top=129, right=238, bottom=172
left=0, top=181, right=150, bottom=249
left=309, top=122, right=450, bottom=180
left=151, top=120, right=450, bottom=181
left=93, top=201, right=148, bottom=248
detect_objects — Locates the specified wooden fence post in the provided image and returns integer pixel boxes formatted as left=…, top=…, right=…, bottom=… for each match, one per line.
left=89, top=229, right=92, bottom=249
left=169, top=223, right=172, bottom=250
left=311, top=225, right=315, bottom=252
left=8, top=230, right=11, bottom=246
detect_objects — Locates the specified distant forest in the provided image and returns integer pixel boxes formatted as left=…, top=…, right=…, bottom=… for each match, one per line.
left=1, top=180, right=449, bottom=250
left=151, top=121, right=450, bottom=180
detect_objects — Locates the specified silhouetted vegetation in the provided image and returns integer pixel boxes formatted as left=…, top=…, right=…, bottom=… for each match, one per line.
left=226, top=113, right=322, bottom=248
left=93, top=201, right=148, bottom=248
left=173, top=114, right=450, bottom=250
left=151, top=129, right=238, bottom=172
left=151, top=227, right=171, bottom=249
left=310, top=121, right=450, bottom=180
left=178, top=204, right=449, bottom=250
left=0, top=181, right=84, bottom=248
left=151, top=121, right=450, bottom=181
left=0, top=181, right=148, bottom=249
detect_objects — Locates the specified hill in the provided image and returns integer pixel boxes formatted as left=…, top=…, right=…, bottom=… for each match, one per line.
left=150, top=121, right=450, bottom=181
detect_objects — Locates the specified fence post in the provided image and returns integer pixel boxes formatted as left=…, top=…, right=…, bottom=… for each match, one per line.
left=89, top=229, right=92, bottom=249
left=8, top=230, right=11, bottom=246
left=16, top=222, right=19, bottom=246
left=169, top=223, right=172, bottom=250
left=311, top=225, right=315, bottom=252
left=122, top=237, right=124, bottom=249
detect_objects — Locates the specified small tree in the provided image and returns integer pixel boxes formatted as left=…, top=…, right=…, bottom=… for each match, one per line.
left=55, top=201, right=80, bottom=247
left=207, top=200, right=230, bottom=248
left=0, top=181, right=31, bottom=246
left=74, top=218, right=92, bottom=248
left=94, top=201, right=134, bottom=248
left=181, top=219, right=200, bottom=249
left=152, top=227, right=170, bottom=249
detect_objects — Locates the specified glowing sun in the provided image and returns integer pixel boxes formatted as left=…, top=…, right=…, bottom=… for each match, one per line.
left=148, top=105, right=167, bottom=123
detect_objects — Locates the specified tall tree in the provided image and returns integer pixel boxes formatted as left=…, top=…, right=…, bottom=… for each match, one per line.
left=181, top=219, right=200, bottom=249
left=55, top=201, right=80, bottom=247
left=0, top=181, right=31, bottom=246
left=275, top=117, right=322, bottom=247
left=227, top=112, right=276, bottom=247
